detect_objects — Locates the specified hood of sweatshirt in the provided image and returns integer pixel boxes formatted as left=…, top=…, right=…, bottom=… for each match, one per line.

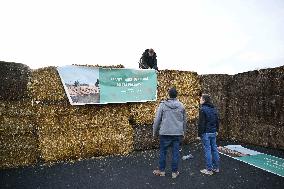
left=163, top=98, right=181, bottom=109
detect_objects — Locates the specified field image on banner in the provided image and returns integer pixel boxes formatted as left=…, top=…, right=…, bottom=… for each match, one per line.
left=57, top=65, right=157, bottom=105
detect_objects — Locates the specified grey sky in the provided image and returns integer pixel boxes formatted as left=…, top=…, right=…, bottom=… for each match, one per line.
left=0, top=0, right=283, bottom=74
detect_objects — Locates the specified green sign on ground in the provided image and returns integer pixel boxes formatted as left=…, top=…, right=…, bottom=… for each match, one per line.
left=219, top=145, right=284, bottom=177
left=236, top=154, right=284, bottom=177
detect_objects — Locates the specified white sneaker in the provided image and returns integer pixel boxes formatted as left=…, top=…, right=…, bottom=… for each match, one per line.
left=212, top=168, right=220, bottom=173
left=200, top=169, right=213, bottom=175
left=172, top=171, right=180, bottom=179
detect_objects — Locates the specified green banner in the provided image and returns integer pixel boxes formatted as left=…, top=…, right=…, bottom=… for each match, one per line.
left=57, top=65, right=157, bottom=105
left=236, top=154, right=284, bottom=177
left=218, top=145, right=284, bottom=177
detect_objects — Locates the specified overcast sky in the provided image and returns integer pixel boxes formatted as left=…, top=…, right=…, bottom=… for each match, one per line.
left=1, top=0, right=283, bottom=74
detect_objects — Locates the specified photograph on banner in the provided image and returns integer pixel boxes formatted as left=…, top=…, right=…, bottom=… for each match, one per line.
left=57, top=65, right=157, bottom=105
left=218, top=145, right=262, bottom=157
left=218, top=146, right=250, bottom=157
left=57, top=65, right=100, bottom=104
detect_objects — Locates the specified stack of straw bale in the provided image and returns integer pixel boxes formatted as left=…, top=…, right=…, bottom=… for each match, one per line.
left=130, top=70, right=201, bottom=150
left=0, top=62, right=38, bottom=169
left=30, top=66, right=133, bottom=162
left=227, top=66, right=284, bottom=149
left=199, top=74, right=233, bottom=139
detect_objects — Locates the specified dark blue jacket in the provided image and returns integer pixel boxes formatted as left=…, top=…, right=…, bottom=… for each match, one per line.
left=139, top=49, right=158, bottom=70
left=198, top=102, right=219, bottom=137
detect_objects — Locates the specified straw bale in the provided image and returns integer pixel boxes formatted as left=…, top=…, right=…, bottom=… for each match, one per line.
left=132, top=124, right=159, bottom=150
left=132, top=122, right=197, bottom=151
left=0, top=61, right=31, bottom=100
left=38, top=130, right=82, bottom=162
left=0, top=133, right=37, bottom=150
left=1, top=100, right=35, bottom=117
left=38, top=122, right=133, bottom=162
left=0, top=148, right=38, bottom=169
left=129, top=102, right=158, bottom=125
left=183, top=122, right=198, bottom=144
left=0, top=133, right=38, bottom=169
left=170, top=71, right=200, bottom=96
left=157, top=70, right=200, bottom=98
left=227, top=66, right=284, bottom=149
left=0, top=116, right=36, bottom=136
left=270, top=127, right=284, bottom=150
left=178, top=95, right=199, bottom=121
left=157, top=70, right=175, bottom=99
left=35, top=103, right=130, bottom=135
left=80, top=123, right=134, bottom=157
left=36, top=103, right=133, bottom=162
left=28, top=67, right=67, bottom=101
left=33, top=101, right=79, bottom=117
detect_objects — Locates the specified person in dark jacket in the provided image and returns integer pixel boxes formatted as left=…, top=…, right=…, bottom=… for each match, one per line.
left=152, top=87, right=187, bottom=179
left=198, top=94, right=220, bottom=175
left=139, top=48, right=158, bottom=70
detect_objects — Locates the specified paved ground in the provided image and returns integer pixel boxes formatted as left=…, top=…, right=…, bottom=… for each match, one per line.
left=1, top=140, right=284, bottom=189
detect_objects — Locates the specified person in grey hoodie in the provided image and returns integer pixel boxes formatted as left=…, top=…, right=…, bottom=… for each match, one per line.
left=152, top=87, right=187, bottom=179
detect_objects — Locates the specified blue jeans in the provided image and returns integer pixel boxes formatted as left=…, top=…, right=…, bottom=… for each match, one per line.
left=201, top=133, right=220, bottom=171
left=159, top=135, right=181, bottom=172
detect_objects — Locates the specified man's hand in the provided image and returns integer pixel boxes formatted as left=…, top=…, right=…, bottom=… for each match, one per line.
left=196, top=137, right=201, bottom=140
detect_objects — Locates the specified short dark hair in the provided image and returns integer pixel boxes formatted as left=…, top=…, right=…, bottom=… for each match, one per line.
left=168, top=87, right=178, bottom=98
left=201, top=94, right=211, bottom=103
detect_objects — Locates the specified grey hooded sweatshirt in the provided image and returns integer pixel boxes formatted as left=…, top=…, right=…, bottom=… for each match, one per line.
left=153, top=98, right=187, bottom=137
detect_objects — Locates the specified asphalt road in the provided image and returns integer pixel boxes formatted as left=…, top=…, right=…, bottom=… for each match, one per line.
left=1, top=141, right=284, bottom=189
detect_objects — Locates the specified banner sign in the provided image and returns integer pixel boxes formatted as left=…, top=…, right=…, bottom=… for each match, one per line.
left=218, top=145, right=284, bottom=177
left=57, top=65, right=157, bottom=105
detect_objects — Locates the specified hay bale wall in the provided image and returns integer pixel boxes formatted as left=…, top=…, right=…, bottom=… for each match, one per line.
left=1, top=61, right=283, bottom=169
left=200, top=66, right=284, bottom=150
left=227, top=67, right=284, bottom=149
